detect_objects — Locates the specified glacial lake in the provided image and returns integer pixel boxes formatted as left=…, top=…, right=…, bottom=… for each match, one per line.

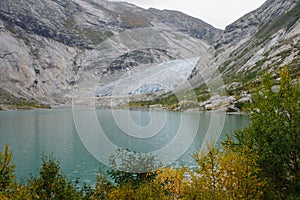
left=0, top=109, right=249, bottom=185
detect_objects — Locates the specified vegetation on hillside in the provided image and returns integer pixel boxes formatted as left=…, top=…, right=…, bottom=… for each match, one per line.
left=255, top=2, right=300, bottom=42
left=230, top=67, right=300, bottom=199
left=0, top=88, right=50, bottom=110
left=219, top=2, right=300, bottom=95
left=0, top=67, right=299, bottom=199
left=129, top=85, right=210, bottom=109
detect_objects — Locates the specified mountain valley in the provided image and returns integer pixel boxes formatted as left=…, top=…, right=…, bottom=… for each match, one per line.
left=0, top=0, right=299, bottom=110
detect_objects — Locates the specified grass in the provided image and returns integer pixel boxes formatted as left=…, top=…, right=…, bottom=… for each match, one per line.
left=64, top=18, right=76, bottom=30
left=82, top=29, right=114, bottom=45
left=277, top=49, right=292, bottom=60
left=17, top=33, right=30, bottom=45
left=121, top=11, right=151, bottom=28
left=129, top=84, right=211, bottom=109
left=6, top=25, right=17, bottom=34
left=5, top=24, right=31, bottom=46
left=64, top=18, right=114, bottom=45
left=129, top=93, right=179, bottom=108
left=0, top=89, right=50, bottom=110
left=289, top=59, right=300, bottom=78
left=255, top=3, right=300, bottom=42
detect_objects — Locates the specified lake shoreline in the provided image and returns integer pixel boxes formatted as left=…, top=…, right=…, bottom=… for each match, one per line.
left=0, top=104, right=247, bottom=115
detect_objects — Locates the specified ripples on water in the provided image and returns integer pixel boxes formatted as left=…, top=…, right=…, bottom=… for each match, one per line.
left=0, top=109, right=249, bottom=184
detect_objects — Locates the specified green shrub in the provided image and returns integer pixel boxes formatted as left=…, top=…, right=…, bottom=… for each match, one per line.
left=27, top=154, right=82, bottom=199
left=232, top=67, right=300, bottom=199
left=0, top=145, right=16, bottom=194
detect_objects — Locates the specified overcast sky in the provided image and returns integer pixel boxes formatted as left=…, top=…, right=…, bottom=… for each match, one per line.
left=109, top=0, right=266, bottom=29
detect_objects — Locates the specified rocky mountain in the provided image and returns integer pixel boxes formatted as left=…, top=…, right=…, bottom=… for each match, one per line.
left=0, top=0, right=221, bottom=109
left=188, top=0, right=299, bottom=111
left=0, top=0, right=299, bottom=110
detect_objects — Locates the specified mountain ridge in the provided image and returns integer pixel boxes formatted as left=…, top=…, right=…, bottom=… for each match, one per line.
left=0, top=0, right=216, bottom=109
left=0, top=0, right=299, bottom=110
left=187, top=0, right=299, bottom=111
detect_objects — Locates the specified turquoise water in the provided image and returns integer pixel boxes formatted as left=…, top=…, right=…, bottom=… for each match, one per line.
left=0, top=109, right=249, bottom=184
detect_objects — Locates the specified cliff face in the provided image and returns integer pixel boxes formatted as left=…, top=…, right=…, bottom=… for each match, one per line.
left=185, top=0, right=299, bottom=111
left=0, top=0, right=299, bottom=109
left=189, top=0, right=299, bottom=90
left=0, top=0, right=220, bottom=107
left=214, top=0, right=298, bottom=51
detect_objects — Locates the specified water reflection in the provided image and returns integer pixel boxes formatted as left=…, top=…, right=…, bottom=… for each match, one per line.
left=0, top=109, right=249, bottom=183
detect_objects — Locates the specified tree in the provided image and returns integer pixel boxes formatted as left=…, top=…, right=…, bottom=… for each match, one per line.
left=91, top=149, right=165, bottom=199
left=0, top=145, right=16, bottom=195
left=87, top=173, right=114, bottom=200
left=154, top=167, right=188, bottom=199
left=28, top=154, right=82, bottom=199
left=107, top=149, right=159, bottom=187
left=233, top=67, right=300, bottom=198
left=184, top=144, right=263, bottom=200
left=217, top=144, right=264, bottom=199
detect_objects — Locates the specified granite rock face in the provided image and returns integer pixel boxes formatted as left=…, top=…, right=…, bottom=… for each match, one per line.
left=0, top=0, right=218, bottom=106
left=0, top=0, right=299, bottom=109
left=214, top=0, right=298, bottom=52
left=189, top=0, right=299, bottom=90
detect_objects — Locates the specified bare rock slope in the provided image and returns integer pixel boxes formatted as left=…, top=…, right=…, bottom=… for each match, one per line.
left=0, top=0, right=299, bottom=110
left=188, top=0, right=299, bottom=111
left=0, top=0, right=220, bottom=108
